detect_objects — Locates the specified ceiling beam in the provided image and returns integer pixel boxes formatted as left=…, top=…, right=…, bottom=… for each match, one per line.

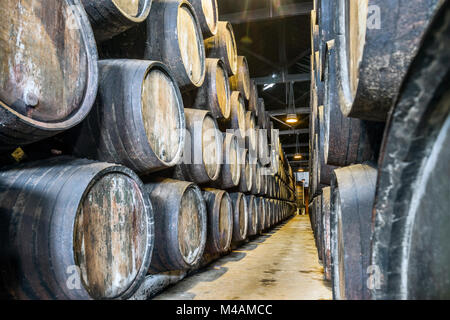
left=279, top=129, right=309, bottom=135
left=253, top=73, right=310, bottom=85
left=289, top=160, right=309, bottom=164
left=220, top=2, right=313, bottom=24
left=269, top=107, right=310, bottom=116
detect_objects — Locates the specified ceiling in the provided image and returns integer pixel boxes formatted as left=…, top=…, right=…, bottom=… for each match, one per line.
left=218, top=0, right=312, bottom=170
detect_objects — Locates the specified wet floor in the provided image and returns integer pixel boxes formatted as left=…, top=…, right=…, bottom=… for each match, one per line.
left=153, top=215, right=332, bottom=300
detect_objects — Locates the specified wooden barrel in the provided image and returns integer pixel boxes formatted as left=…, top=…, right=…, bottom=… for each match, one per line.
left=250, top=161, right=262, bottom=195
left=317, top=105, right=338, bottom=185
left=330, top=164, right=377, bottom=300
left=334, top=0, right=441, bottom=121
left=174, top=108, right=222, bottom=184
left=245, top=111, right=258, bottom=164
left=265, top=199, right=272, bottom=230
left=258, top=128, right=271, bottom=166
left=147, top=0, right=205, bottom=90
left=323, top=40, right=384, bottom=167
left=187, top=0, right=218, bottom=37
left=203, top=188, right=233, bottom=254
left=213, top=132, right=240, bottom=189
left=371, top=4, right=450, bottom=299
left=145, top=178, right=207, bottom=273
left=204, top=21, right=238, bottom=76
left=0, top=0, right=98, bottom=150
left=248, top=80, right=259, bottom=117
left=321, top=187, right=332, bottom=281
left=192, top=58, right=231, bottom=120
left=257, top=197, right=266, bottom=233
left=0, top=157, right=153, bottom=300
left=245, top=195, right=259, bottom=237
left=229, top=56, right=251, bottom=101
left=220, top=91, right=246, bottom=140
left=230, top=193, right=248, bottom=242
left=257, top=99, right=267, bottom=129
left=238, top=148, right=253, bottom=193
left=81, top=0, right=152, bottom=42
left=70, top=59, right=185, bottom=175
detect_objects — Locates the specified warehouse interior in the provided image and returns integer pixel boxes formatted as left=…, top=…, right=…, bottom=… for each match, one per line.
left=0, top=0, right=448, bottom=301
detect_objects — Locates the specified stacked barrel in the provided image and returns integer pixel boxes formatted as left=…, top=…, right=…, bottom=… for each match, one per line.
left=0, top=0, right=296, bottom=300
left=309, top=0, right=449, bottom=300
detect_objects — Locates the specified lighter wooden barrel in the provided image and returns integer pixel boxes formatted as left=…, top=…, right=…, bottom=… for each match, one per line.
left=175, top=108, right=222, bottom=184
left=245, top=195, right=259, bottom=237
left=248, top=80, right=259, bottom=117
left=192, top=58, right=231, bottom=120
left=204, top=21, right=238, bottom=75
left=71, top=60, right=185, bottom=175
left=145, top=178, right=207, bottom=273
left=238, top=148, right=253, bottom=193
left=203, top=188, right=233, bottom=254
left=187, top=0, right=218, bottom=37
left=229, top=56, right=251, bottom=101
left=230, top=193, right=249, bottom=242
left=146, top=0, right=205, bottom=90
left=213, top=132, right=241, bottom=189
left=81, top=0, right=152, bottom=41
left=0, top=158, right=153, bottom=300
left=0, top=0, right=98, bottom=150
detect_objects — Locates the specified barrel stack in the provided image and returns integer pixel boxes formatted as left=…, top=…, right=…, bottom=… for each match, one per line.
left=310, top=0, right=448, bottom=300
left=0, top=0, right=297, bottom=300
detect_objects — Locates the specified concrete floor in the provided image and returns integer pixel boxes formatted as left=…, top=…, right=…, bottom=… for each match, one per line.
left=153, top=215, right=332, bottom=300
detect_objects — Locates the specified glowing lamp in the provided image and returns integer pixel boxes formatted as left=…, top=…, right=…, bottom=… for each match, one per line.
left=286, top=113, right=298, bottom=124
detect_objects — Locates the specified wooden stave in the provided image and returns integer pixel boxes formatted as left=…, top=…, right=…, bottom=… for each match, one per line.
left=212, top=132, right=241, bottom=189
left=245, top=195, right=259, bottom=237
left=229, top=56, right=251, bottom=101
left=230, top=192, right=249, bottom=242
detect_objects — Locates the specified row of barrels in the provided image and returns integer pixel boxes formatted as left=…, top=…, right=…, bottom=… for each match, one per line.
left=0, top=0, right=298, bottom=300
left=0, top=157, right=295, bottom=299
left=309, top=0, right=449, bottom=299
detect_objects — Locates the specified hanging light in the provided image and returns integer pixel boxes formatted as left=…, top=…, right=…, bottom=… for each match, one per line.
left=297, top=168, right=304, bottom=172
left=293, top=133, right=302, bottom=159
left=285, top=81, right=298, bottom=124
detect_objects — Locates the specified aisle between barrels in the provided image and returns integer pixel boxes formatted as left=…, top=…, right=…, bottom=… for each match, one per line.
left=153, top=215, right=332, bottom=300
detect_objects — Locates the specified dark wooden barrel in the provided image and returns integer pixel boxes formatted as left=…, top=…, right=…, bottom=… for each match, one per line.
left=264, top=199, right=272, bottom=230
left=334, top=0, right=441, bottom=121
left=248, top=80, right=259, bottom=117
left=204, top=21, right=238, bottom=76
left=230, top=193, right=248, bottom=242
left=257, top=197, right=266, bottom=233
left=250, top=161, right=262, bottom=195
left=245, top=195, right=259, bottom=237
left=192, top=58, right=231, bottom=120
left=238, top=148, right=253, bottom=193
left=0, top=157, right=153, bottom=300
left=174, top=108, right=222, bottom=184
left=371, top=4, right=450, bottom=299
left=317, top=105, right=338, bottom=185
left=323, top=40, right=384, bottom=167
left=0, top=0, right=98, bottom=150
left=213, top=132, right=240, bottom=189
left=81, top=0, right=152, bottom=42
left=145, top=178, right=206, bottom=273
left=70, top=59, right=185, bottom=174
left=229, top=56, right=251, bottom=101
left=245, top=111, right=258, bottom=164
left=187, top=0, right=218, bottom=37
left=330, top=164, right=377, bottom=300
left=258, top=128, right=271, bottom=166
left=203, top=188, right=233, bottom=254
left=321, top=187, right=332, bottom=281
